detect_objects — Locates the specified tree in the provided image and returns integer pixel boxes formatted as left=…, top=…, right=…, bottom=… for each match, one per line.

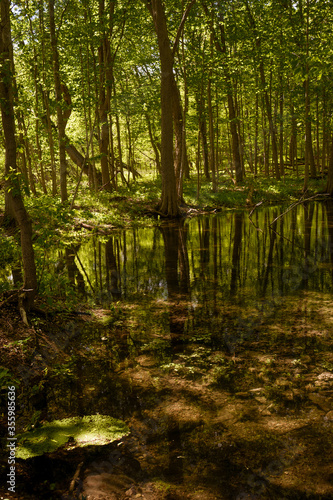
left=48, top=0, right=68, bottom=202
left=144, top=0, right=195, bottom=217
left=0, top=0, right=37, bottom=318
left=201, top=1, right=243, bottom=183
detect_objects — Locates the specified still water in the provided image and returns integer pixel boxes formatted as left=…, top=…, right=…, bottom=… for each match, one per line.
left=69, top=202, right=333, bottom=304
left=24, top=203, right=333, bottom=498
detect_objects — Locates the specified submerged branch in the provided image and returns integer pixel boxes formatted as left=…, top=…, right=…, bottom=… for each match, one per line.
left=269, top=193, right=330, bottom=226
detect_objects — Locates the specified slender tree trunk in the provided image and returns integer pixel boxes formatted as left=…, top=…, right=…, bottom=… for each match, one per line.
left=0, top=0, right=37, bottom=314
left=38, top=2, right=56, bottom=194
left=146, top=112, right=161, bottom=174
left=325, top=135, right=333, bottom=195
left=207, top=76, right=217, bottom=192
left=181, top=23, right=190, bottom=180
left=20, top=116, right=37, bottom=196
left=303, top=0, right=316, bottom=191
left=200, top=117, right=210, bottom=180
left=259, top=61, right=280, bottom=180
left=197, top=81, right=210, bottom=180
left=279, top=75, right=285, bottom=178
left=172, top=71, right=186, bottom=201
left=49, top=0, right=67, bottom=202
left=213, top=11, right=243, bottom=182
left=245, top=1, right=280, bottom=180
left=289, top=102, right=297, bottom=172
left=254, top=79, right=259, bottom=176
left=97, top=0, right=114, bottom=191
left=322, top=87, right=327, bottom=175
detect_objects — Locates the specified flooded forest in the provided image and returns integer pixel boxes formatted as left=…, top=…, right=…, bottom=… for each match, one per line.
left=1, top=0, right=333, bottom=499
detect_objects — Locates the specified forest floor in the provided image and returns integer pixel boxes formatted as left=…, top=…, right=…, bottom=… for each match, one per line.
left=0, top=290, right=333, bottom=499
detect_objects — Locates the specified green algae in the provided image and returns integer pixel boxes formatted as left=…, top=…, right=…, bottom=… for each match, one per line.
left=16, top=415, right=130, bottom=459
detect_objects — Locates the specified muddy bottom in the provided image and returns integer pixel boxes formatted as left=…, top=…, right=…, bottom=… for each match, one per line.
left=1, top=288, right=333, bottom=500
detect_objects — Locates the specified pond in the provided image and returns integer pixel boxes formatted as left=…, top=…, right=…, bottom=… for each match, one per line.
left=7, top=202, right=333, bottom=499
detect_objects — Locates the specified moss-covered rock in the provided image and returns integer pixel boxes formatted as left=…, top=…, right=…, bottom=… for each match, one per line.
left=16, top=414, right=130, bottom=459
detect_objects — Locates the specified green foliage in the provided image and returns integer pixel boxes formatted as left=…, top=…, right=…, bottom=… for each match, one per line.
left=210, top=356, right=238, bottom=388
left=0, top=233, right=21, bottom=293
left=5, top=167, right=30, bottom=197
left=0, top=367, right=20, bottom=390
left=0, top=367, right=20, bottom=406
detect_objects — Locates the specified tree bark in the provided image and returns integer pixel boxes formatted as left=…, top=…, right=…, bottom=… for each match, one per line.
left=201, top=2, right=243, bottom=182
left=207, top=76, right=217, bottom=191
left=147, top=0, right=180, bottom=216
left=0, top=0, right=37, bottom=314
left=325, top=135, right=333, bottom=195
left=49, top=0, right=67, bottom=202
left=97, top=0, right=114, bottom=191
left=245, top=1, right=280, bottom=180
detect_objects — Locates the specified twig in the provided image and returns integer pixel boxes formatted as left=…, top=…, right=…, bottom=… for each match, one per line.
left=69, top=461, right=84, bottom=494
left=269, top=193, right=330, bottom=226
left=248, top=201, right=264, bottom=232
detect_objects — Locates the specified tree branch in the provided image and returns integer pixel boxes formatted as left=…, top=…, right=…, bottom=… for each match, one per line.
left=172, top=0, right=196, bottom=56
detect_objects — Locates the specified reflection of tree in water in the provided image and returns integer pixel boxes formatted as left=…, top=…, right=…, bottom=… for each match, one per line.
left=230, top=212, right=244, bottom=296
left=160, top=220, right=189, bottom=484
left=303, top=202, right=314, bottom=289
left=261, top=211, right=277, bottom=297
left=105, top=237, right=121, bottom=299
left=165, top=421, right=184, bottom=484
left=65, top=246, right=86, bottom=297
left=160, top=220, right=190, bottom=341
left=325, top=200, right=333, bottom=284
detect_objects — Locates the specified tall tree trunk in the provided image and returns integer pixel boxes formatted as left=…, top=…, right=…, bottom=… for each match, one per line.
left=245, top=1, right=280, bottom=180
left=146, top=0, right=179, bottom=216
left=207, top=76, right=217, bottom=191
left=49, top=0, right=67, bottom=202
left=279, top=74, right=285, bottom=178
left=289, top=102, right=297, bottom=172
left=145, top=0, right=195, bottom=215
left=39, top=0, right=56, bottom=194
left=0, top=0, right=37, bottom=315
left=202, top=3, right=243, bottom=182
left=325, top=135, right=333, bottom=195
left=259, top=60, right=280, bottom=180
left=97, top=0, right=113, bottom=191
left=303, top=0, right=316, bottom=191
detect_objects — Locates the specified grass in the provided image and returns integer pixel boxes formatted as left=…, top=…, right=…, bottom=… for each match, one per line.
left=0, top=171, right=327, bottom=230
left=184, top=173, right=326, bottom=208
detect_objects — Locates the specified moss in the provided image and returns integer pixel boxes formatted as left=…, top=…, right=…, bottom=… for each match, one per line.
left=16, top=414, right=130, bottom=459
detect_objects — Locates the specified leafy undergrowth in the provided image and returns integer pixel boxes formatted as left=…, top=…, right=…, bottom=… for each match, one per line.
left=1, top=172, right=327, bottom=241
left=184, top=174, right=326, bottom=209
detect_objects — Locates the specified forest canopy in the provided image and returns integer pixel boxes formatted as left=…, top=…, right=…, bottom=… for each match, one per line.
left=1, top=0, right=333, bottom=218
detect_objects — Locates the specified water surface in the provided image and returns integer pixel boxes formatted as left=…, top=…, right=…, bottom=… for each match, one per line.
left=18, top=202, right=333, bottom=498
